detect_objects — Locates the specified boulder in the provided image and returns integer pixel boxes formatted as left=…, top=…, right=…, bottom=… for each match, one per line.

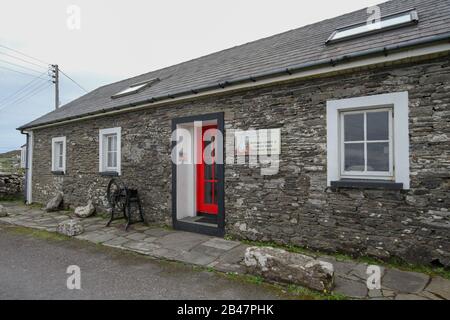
left=244, top=246, right=334, bottom=291
left=74, top=200, right=95, bottom=218
left=57, top=219, right=84, bottom=237
left=0, top=204, right=8, bottom=217
left=45, top=192, right=63, bottom=212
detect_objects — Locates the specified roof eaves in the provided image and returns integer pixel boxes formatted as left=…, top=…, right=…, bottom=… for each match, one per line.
left=17, top=31, right=450, bottom=131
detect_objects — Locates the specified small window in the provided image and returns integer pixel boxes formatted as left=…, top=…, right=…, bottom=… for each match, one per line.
left=326, top=9, right=419, bottom=44
left=327, top=92, right=410, bottom=189
left=111, top=78, right=160, bottom=99
left=51, top=137, right=66, bottom=173
left=99, top=127, right=121, bottom=174
left=340, top=109, right=393, bottom=179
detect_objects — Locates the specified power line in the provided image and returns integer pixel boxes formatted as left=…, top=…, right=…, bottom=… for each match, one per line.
left=0, top=58, right=44, bottom=75
left=59, top=68, right=88, bottom=93
left=0, top=44, right=49, bottom=66
left=9, top=82, right=51, bottom=106
left=1, top=81, right=50, bottom=108
left=0, top=51, right=48, bottom=71
left=0, top=81, right=51, bottom=112
left=0, top=71, right=48, bottom=106
left=0, top=65, right=44, bottom=78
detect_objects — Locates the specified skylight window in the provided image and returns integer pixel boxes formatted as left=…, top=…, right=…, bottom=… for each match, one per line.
left=326, top=9, right=419, bottom=44
left=111, top=78, right=160, bottom=99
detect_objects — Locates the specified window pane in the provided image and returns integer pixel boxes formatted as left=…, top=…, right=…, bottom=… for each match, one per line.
left=344, top=143, right=364, bottom=171
left=107, top=152, right=112, bottom=167
left=344, top=113, right=364, bottom=141
left=107, top=135, right=117, bottom=152
left=205, top=164, right=213, bottom=180
left=107, top=151, right=117, bottom=168
left=58, top=142, right=63, bottom=156
left=58, top=155, right=63, bottom=169
left=112, top=151, right=117, bottom=167
left=367, top=111, right=389, bottom=141
left=204, top=182, right=213, bottom=204
left=367, top=142, right=390, bottom=172
left=111, top=135, right=117, bottom=152
left=213, top=183, right=218, bottom=204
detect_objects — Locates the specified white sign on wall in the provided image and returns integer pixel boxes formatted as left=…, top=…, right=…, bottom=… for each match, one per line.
left=235, top=128, right=281, bottom=156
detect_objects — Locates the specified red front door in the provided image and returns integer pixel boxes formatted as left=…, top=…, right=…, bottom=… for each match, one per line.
left=196, top=125, right=218, bottom=215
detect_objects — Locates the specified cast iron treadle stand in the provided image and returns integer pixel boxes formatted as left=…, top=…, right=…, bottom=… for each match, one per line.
left=106, top=178, right=145, bottom=230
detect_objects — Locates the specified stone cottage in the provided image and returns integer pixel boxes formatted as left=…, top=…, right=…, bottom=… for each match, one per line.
left=18, top=0, right=450, bottom=266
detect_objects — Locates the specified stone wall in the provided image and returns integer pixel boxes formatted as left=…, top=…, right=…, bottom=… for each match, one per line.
left=30, top=55, right=450, bottom=266
left=0, top=173, right=24, bottom=197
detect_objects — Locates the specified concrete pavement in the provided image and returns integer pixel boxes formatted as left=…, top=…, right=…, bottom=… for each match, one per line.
left=0, top=223, right=286, bottom=300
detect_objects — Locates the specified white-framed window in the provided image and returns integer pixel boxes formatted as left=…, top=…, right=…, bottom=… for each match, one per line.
left=51, top=137, right=66, bottom=173
left=340, top=108, right=393, bottom=179
left=20, top=145, right=27, bottom=168
left=327, top=92, right=410, bottom=189
left=99, top=127, right=121, bottom=174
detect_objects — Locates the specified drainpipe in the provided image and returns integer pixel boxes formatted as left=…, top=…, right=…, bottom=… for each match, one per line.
left=20, top=130, right=29, bottom=204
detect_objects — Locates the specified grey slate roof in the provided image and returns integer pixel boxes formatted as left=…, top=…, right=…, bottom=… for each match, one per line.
left=19, top=0, right=450, bottom=130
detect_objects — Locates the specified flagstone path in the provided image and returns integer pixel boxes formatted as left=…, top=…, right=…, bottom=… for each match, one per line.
left=1, top=201, right=449, bottom=300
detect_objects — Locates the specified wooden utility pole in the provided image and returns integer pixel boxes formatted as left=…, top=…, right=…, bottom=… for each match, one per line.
left=51, top=64, right=59, bottom=109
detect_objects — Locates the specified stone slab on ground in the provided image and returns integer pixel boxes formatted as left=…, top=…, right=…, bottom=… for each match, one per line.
left=74, top=200, right=95, bottom=218
left=244, top=246, right=334, bottom=291
left=45, top=193, right=63, bottom=212
left=202, top=238, right=240, bottom=251
left=424, top=276, right=450, bottom=300
left=0, top=204, right=8, bottom=217
left=395, top=293, right=429, bottom=300
left=57, top=219, right=84, bottom=237
left=175, top=250, right=218, bottom=266
left=156, top=231, right=211, bottom=251
left=122, top=241, right=160, bottom=254
left=334, top=276, right=368, bottom=298
left=382, top=269, right=430, bottom=293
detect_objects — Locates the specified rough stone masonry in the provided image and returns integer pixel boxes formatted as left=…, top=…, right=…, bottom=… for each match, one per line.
left=0, top=173, right=23, bottom=197
left=29, top=54, right=450, bottom=267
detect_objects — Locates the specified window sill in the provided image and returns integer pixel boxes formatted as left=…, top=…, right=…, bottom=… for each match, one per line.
left=330, top=179, right=403, bottom=190
left=51, top=171, right=65, bottom=175
left=100, top=171, right=119, bottom=177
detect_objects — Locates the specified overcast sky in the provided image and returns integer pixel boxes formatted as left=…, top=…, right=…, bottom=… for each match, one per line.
left=0, top=0, right=381, bottom=152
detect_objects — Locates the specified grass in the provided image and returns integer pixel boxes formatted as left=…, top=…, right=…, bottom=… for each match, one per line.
left=26, top=202, right=44, bottom=209
left=7, top=225, right=70, bottom=241
left=0, top=195, right=24, bottom=202
left=221, top=272, right=347, bottom=300
left=238, top=238, right=450, bottom=280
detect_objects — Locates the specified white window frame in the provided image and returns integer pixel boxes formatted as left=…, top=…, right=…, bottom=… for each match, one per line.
left=340, top=108, right=393, bottom=179
left=99, top=127, right=121, bottom=175
left=327, top=92, right=409, bottom=189
left=51, top=136, right=66, bottom=173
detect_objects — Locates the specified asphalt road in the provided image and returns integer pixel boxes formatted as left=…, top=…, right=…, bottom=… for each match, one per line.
left=0, top=223, right=286, bottom=300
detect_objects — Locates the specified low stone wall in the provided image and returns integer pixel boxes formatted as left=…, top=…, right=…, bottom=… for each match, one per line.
left=0, top=173, right=24, bottom=197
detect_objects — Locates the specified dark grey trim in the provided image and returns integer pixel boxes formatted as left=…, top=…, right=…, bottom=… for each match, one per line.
left=100, top=171, right=119, bottom=177
left=17, top=32, right=450, bottom=131
left=171, top=112, right=225, bottom=237
left=51, top=171, right=65, bottom=175
left=331, top=179, right=403, bottom=190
